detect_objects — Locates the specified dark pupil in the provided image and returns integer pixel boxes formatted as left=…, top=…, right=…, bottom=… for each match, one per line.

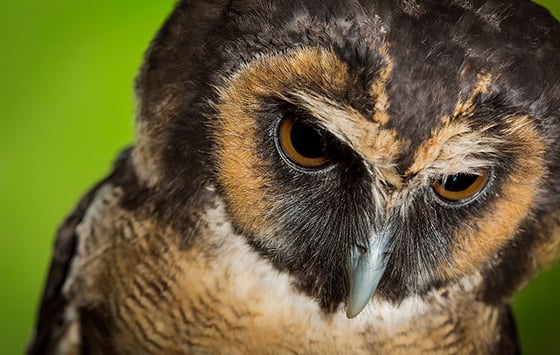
left=441, top=174, right=478, bottom=192
left=290, top=122, right=326, bottom=158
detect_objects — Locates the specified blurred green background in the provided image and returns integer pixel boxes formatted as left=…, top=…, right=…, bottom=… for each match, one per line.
left=1, top=1, right=559, bottom=354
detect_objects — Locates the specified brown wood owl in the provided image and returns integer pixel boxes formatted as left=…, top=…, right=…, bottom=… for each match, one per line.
left=28, top=0, right=560, bottom=354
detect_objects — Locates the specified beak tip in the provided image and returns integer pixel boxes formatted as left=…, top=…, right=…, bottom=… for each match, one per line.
left=345, top=280, right=376, bottom=319
left=345, top=305, right=362, bottom=319
left=346, top=241, right=391, bottom=318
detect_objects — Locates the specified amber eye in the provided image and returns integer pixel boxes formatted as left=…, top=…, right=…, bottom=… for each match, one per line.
left=432, top=169, right=490, bottom=202
left=277, top=115, right=330, bottom=169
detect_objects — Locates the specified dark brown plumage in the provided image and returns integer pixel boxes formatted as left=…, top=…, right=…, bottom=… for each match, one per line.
left=29, top=0, right=560, bottom=353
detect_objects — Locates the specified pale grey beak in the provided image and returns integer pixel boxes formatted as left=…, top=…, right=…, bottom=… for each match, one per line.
left=346, top=231, right=392, bottom=318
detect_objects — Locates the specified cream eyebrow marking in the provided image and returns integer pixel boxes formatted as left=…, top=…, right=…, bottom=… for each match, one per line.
left=287, top=91, right=403, bottom=188
left=406, top=121, right=502, bottom=178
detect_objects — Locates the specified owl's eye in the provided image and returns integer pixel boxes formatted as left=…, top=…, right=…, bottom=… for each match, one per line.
left=432, top=169, right=490, bottom=202
left=277, top=114, right=331, bottom=169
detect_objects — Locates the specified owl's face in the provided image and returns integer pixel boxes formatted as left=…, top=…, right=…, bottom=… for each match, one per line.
left=133, top=0, right=560, bottom=317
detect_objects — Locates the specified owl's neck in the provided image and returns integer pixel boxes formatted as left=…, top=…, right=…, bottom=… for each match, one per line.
left=196, top=197, right=519, bottom=353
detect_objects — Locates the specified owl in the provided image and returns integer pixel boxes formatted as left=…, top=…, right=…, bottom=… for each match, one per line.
left=28, top=0, right=560, bottom=354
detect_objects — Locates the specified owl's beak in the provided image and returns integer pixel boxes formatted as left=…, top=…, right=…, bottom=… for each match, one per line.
left=346, top=230, right=392, bottom=318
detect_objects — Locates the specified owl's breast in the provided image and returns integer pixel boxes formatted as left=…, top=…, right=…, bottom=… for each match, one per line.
left=62, top=183, right=515, bottom=354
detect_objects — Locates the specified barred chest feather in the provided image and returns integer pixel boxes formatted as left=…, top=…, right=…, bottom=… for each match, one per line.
left=59, top=183, right=515, bottom=355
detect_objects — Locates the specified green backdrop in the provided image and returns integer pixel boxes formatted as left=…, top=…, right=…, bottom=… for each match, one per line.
left=1, top=1, right=559, bottom=354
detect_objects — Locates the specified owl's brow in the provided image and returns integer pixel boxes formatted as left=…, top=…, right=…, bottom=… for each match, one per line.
left=286, top=90, right=402, bottom=187
left=404, top=71, right=502, bottom=178
left=405, top=121, right=502, bottom=179
left=286, top=91, right=369, bottom=147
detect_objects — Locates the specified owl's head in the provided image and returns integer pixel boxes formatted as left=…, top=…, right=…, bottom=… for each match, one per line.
left=132, top=0, right=560, bottom=317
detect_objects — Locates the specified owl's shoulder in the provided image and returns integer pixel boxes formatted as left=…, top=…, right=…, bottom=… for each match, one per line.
left=27, top=148, right=140, bottom=354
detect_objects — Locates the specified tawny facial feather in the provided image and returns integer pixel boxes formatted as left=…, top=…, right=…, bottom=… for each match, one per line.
left=215, top=101, right=272, bottom=236
left=447, top=177, right=542, bottom=278
left=214, top=47, right=354, bottom=238
left=369, top=44, right=394, bottom=125
left=438, top=116, right=546, bottom=279
left=451, top=72, right=494, bottom=121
